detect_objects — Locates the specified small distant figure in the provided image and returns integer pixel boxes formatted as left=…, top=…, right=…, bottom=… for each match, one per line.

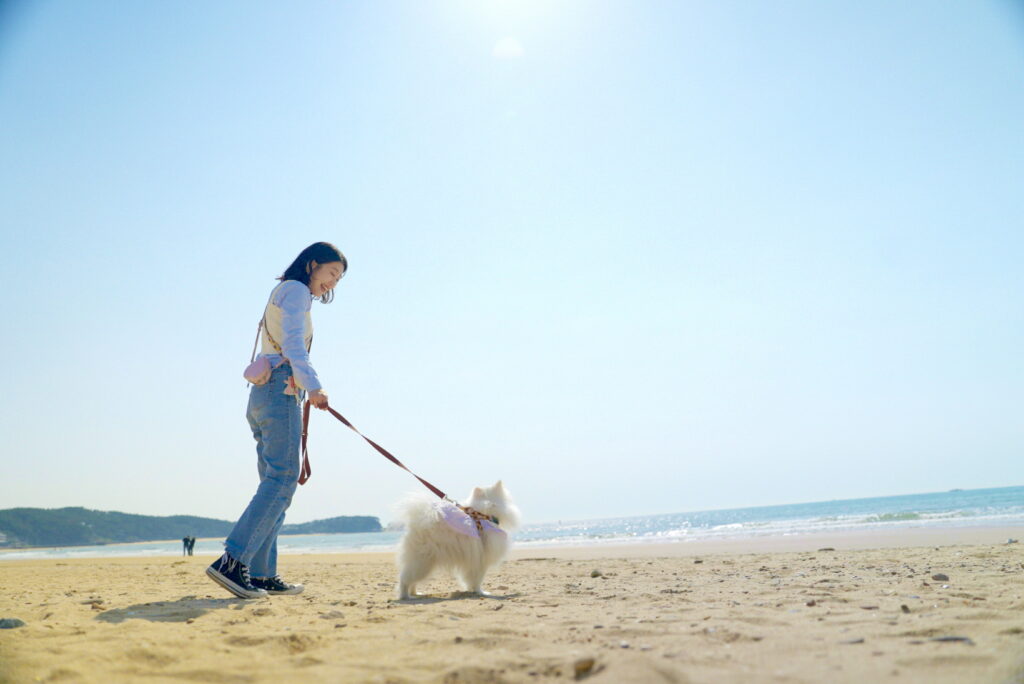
left=182, top=536, right=190, bottom=556
left=189, top=536, right=196, bottom=556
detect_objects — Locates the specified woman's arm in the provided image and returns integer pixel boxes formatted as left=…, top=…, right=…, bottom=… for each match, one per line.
left=276, top=281, right=323, bottom=393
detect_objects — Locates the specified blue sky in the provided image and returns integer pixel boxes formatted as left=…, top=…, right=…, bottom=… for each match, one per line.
left=1, top=1, right=1022, bottom=526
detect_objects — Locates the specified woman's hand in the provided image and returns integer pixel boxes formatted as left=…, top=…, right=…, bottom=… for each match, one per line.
left=309, top=389, right=329, bottom=410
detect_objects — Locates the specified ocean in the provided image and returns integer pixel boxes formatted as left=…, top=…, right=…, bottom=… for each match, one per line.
left=2, top=485, right=1021, bottom=562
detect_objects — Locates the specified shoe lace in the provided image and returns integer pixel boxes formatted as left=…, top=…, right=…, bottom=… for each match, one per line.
left=223, top=555, right=254, bottom=587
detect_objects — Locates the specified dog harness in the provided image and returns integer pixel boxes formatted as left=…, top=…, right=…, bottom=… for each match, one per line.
left=438, top=500, right=505, bottom=540
left=301, top=402, right=507, bottom=545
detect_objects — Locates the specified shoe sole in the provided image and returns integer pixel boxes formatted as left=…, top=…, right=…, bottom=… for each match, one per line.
left=205, top=566, right=267, bottom=599
left=263, top=586, right=304, bottom=596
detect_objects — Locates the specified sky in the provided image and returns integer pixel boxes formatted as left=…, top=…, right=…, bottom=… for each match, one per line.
left=1, top=0, right=1022, bottom=527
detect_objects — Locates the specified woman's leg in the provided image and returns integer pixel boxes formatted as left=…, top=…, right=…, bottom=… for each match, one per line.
left=224, top=366, right=300, bottom=568
left=249, top=511, right=285, bottom=578
left=247, top=433, right=277, bottom=578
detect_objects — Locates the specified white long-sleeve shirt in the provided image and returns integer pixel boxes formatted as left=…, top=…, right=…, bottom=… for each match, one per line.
left=258, top=280, right=322, bottom=392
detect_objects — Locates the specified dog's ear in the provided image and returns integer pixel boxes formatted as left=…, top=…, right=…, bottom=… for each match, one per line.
left=473, top=487, right=484, bottom=498
left=494, top=480, right=505, bottom=491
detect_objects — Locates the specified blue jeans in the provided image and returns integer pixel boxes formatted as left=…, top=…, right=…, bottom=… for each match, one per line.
left=224, top=363, right=301, bottom=578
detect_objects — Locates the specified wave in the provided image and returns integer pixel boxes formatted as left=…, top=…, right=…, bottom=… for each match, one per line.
left=514, top=505, right=1024, bottom=548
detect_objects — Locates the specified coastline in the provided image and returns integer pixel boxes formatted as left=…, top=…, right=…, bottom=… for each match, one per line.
left=1, top=525, right=1022, bottom=683
left=3, top=522, right=1022, bottom=560
left=513, top=523, right=1024, bottom=559
left=0, top=532, right=351, bottom=555
left=4, top=485, right=1020, bottom=560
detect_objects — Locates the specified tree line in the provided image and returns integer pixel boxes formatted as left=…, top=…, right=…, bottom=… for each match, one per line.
left=0, top=507, right=382, bottom=548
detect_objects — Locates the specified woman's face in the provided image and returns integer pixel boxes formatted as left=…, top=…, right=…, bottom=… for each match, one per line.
left=309, top=260, right=345, bottom=297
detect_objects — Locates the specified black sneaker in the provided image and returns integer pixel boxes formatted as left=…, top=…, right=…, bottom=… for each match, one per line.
left=251, top=575, right=304, bottom=595
left=206, top=553, right=267, bottom=599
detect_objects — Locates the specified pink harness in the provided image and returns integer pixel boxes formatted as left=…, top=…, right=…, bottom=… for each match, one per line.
left=438, top=500, right=506, bottom=540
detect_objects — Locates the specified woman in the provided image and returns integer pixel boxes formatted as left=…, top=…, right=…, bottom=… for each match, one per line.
left=207, top=242, right=347, bottom=598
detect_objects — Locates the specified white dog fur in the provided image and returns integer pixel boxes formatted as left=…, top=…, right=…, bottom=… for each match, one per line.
left=395, top=481, right=520, bottom=600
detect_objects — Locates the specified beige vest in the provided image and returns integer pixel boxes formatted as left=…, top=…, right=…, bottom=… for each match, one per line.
left=260, top=282, right=313, bottom=355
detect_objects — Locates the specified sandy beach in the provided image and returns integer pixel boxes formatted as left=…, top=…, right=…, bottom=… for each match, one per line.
left=2, top=527, right=1022, bottom=683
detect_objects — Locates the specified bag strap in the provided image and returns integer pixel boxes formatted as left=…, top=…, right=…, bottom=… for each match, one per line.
left=300, top=400, right=446, bottom=498
left=249, top=320, right=264, bottom=364
left=250, top=284, right=282, bottom=362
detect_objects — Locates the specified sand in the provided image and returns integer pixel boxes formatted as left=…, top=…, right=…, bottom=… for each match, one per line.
left=1, top=527, right=1023, bottom=683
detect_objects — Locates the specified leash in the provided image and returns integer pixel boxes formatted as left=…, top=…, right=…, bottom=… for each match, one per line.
left=299, top=400, right=497, bottom=534
left=300, top=399, right=446, bottom=499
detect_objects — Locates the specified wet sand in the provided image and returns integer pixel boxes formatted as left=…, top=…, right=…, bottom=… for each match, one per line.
left=1, top=527, right=1022, bottom=683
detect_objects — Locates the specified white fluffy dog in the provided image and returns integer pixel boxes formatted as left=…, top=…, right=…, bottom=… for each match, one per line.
left=395, top=481, right=520, bottom=600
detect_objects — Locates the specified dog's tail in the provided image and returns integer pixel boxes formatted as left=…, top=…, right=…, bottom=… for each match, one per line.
left=394, top=494, right=444, bottom=531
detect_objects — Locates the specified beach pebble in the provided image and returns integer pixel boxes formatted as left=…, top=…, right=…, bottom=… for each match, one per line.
left=693, top=559, right=703, bottom=564
left=573, top=657, right=596, bottom=679
left=1007, top=539, right=1018, bottom=544
left=931, top=636, right=974, bottom=645
left=319, top=610, right=345, bottom=620
left=805, top=600, right=817, bottom=607
left=818, top=547, right=836, bottom=552
left=619, top=640, right=630, bottom=649
left=0, top=618, right=26, bottom=629
left=590, top=569, right=603, bottom=578
left=931, top=573, right=950, bottom=582
left=840, top=638, right=865, bottom=645
left=901, top=605, right=911, bottom=614
left=454, top=636, right=463, bottom=644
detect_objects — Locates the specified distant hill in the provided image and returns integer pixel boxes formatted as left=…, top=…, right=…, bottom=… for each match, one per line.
left=280, top=516, right=381, bottom=535
left=0, top=507, right=381, bottom=548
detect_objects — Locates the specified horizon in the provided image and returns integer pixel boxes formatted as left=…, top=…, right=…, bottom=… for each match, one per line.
left=2, top=1, right=1022, bottom=525
left=5, top=483, right=1020, bottom=528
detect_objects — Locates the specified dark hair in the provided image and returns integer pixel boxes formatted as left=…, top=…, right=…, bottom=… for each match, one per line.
left=278, top=242, right=347, bottom=303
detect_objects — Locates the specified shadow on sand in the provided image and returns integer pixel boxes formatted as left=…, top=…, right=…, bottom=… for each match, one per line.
left=392, top=591, right=521, bottom=605
left=94, top=595, right=255, bottom=624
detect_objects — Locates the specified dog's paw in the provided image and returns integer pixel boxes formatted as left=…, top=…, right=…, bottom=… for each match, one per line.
left=397, top=594, right=428, bottom=602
